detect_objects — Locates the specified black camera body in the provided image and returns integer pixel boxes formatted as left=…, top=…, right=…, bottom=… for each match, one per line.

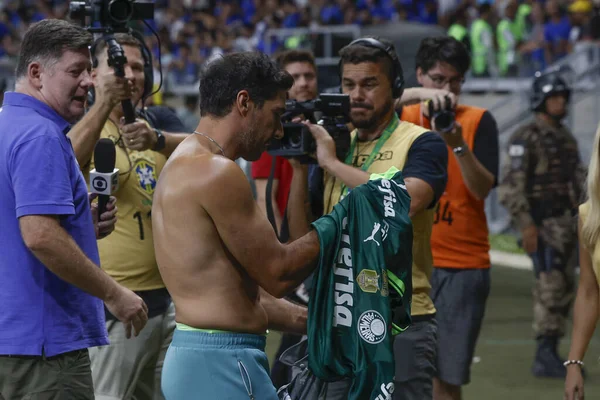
left=431, top=109, right=455, bottom=133
left=426, top=98, right=455, bottom=134
left=267, top=93, right=352, bottom=164
left=70, top=0, right=154, bottom=123
left=70, top=0, right=154, bottom=33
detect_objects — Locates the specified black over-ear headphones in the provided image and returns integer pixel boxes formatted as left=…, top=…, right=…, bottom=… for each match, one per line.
left=89, top=30, right=154, bottom=103
left=338, top=37, right=405, bottom=99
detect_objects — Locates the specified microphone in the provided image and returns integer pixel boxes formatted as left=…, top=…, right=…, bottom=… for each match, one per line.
left=90, top=138, right=119, bottom=217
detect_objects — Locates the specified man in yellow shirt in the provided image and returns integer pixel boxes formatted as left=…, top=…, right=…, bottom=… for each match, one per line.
left=68, top=33, right=188, bottom=399
left=287, top=36, right=448, bottom=400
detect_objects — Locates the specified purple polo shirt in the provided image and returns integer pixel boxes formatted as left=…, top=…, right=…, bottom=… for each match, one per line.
left=0, top=92, right=108, bottom=357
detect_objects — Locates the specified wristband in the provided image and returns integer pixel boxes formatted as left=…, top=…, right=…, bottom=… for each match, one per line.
left=453, top=145, right=467, bottom=157
left=563, top=360, right=584, bottom=367
left=153, top=128, right=166, bottom=151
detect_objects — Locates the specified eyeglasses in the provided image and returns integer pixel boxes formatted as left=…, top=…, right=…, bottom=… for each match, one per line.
left=426, top=73, right=465, bottom=88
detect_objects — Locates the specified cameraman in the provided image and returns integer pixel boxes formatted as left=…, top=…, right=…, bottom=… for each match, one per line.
left=68, top=33, right=188, bottom=399
left=252, top=49, right=319, bottom=239
left=252, top=48, right=322, bottom=388
left=398, top=36, right=499, bottom=400
left=288, top=37, right=448, bottom=400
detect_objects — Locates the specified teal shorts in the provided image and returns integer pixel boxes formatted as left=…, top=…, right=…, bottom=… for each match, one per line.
left=161, top=325, right=278, bottom=399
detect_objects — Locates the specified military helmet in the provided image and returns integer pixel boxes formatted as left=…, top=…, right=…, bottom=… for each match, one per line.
left=530, top=70, right=571, bottom=112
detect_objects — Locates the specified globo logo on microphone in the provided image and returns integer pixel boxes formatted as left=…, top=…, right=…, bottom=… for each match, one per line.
left=92, top=176, right=108, bottom=192
left=89, top=169, right=119, bottom=195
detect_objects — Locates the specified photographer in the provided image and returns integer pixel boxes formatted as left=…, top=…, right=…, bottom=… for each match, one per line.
left=68, top=33, right=188, bottom=399
left=398, top=36, right=499, bottom=400
left=287, top=36, right=448, bottom=400
left=0, top=19, right=147, bottom=399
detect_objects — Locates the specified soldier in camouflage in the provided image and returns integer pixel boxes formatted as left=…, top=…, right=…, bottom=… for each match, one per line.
left=498, top=70, right=586, bottom=379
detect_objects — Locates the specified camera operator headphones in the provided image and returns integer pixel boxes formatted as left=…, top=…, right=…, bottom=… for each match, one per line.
left=89, top=30, right=154, bottom=104
left=338, top=37, right=405, bottom=99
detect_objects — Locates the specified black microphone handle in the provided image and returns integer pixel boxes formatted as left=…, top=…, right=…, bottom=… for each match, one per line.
left=121, top=99, right=136, bottom=124
left=98, top=194, right=110, bottom=221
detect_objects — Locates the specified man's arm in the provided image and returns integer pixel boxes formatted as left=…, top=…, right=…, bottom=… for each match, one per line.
left=254, top=178, right=283, bottom=232
left=260, top=288, right=307, bottom=334
left=20, top=215, right=120, bottom=302
left=11, top=135, right=147, bottom=336
left=160, top=132, right=188, bottom=158
left=402, top=132, right=449, bottom=217
left=69, top=101, right=114, bottom=167
left=395, top=87, right=457, bottom=109
left=69, top=69, right=133, bottom=166
left=447, top=111, right=498, bottom=200
left=287, top=163, right=312, bottom=241
left=566, top=216, right=599, bottom=365
left=199, top=157, right=320, bottom=299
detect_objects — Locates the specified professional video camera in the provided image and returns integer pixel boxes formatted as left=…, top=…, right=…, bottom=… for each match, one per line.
left=267, top=93, right=352, bottom=164
left=70, top=0, right=153, bottom=32
left=69, top=0, right=155, bottom=123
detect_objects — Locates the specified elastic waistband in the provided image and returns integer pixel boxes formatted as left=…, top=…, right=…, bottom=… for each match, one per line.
left=172, top=327, right=266, bottom=351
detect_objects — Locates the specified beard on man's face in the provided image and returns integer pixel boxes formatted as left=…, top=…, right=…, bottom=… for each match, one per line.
left=350, top=98, right=394, bottom=130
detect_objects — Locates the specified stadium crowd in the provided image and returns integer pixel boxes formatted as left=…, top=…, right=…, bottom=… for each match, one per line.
left=1, top=0, right=599, bottom=86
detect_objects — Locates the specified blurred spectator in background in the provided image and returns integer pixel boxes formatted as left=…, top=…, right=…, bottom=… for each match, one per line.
left=176, top=95, right=200, bottom=132
left=496, top=0, right=522, bottom=77
left=519, top=1, right=548, bottom=75
left=568, top=0, right=594, bottom=43
left=544, top=0, right=571, bottom=65
left=448, top=4, right=471, bottom=52
left=470, top=3, right=495, bottom=77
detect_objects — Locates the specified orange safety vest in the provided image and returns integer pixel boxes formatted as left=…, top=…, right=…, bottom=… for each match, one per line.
left=401, top=104, right=491, bottom=269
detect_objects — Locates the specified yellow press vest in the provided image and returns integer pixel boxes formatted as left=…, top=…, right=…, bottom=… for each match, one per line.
left=323, top=117, right=436, bottom=316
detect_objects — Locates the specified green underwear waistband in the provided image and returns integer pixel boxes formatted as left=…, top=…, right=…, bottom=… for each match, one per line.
left=176, top=323, right=269, bottom=336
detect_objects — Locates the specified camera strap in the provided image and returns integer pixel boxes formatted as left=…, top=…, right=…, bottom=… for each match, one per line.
left=339, top=116, right=398, bottom=198
left=265, top=157, right=280, bottom=240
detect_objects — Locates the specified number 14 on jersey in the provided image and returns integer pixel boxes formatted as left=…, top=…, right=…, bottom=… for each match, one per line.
left=433, top=201, right=453, bottom=225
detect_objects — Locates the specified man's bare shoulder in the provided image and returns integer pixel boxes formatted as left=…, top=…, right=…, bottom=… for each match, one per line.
left=160, top=143, right=249, bottom=200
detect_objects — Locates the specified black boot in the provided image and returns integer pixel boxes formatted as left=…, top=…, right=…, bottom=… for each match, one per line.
left=531, top=336, right=567, bottom=378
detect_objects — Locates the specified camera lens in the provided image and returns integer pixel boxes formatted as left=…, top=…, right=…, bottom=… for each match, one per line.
left=287, top=130, right=302, bottom=149
left=433, top=110, right=455, bottom=133
left=108, top=0, right=133, bottom=23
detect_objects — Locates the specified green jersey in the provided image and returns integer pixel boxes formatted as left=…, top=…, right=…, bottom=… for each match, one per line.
left=308, top=167, right=413, bottom=400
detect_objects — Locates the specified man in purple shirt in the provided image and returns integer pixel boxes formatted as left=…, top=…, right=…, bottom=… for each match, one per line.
left=0, top=19, right=149, bottom=399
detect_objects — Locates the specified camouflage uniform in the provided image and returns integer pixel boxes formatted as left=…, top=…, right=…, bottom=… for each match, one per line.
left=498, top=117, right=586, bottom=338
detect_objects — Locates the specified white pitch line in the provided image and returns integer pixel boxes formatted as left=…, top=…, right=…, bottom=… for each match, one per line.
left=489, top=250, right=533, bottom=271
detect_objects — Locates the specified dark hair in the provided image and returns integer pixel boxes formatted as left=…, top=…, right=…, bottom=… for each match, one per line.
left=415, top=36, right=471, bottom=76
left=338, top=36, right=395, bottom=83
left=16, top=19, right=92, bottom=79
left=275, top=49, right=316, bottom=71
left=199, top=52, right=294, bottom=118
left=93, top=33, right=141, bottom=66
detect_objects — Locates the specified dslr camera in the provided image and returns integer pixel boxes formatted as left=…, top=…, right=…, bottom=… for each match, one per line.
left=427, top=96, right=455, bottom=134
left=267, top=93, right=352, bottom=164
left=70, top=0, right=154, bottom=32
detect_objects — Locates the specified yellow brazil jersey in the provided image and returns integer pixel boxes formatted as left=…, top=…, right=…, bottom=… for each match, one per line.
left=84, top=120, right=167, bottom=291
left=323, top=114, right=436, bottom=316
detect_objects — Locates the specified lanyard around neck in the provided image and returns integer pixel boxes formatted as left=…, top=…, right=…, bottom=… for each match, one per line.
left=339, top=115, right=399, bottom=198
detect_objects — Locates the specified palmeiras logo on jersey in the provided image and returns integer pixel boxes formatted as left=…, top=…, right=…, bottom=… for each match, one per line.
left=358, top=310, right=387, bottom=344
left=135, top=161, right=157, bottom=194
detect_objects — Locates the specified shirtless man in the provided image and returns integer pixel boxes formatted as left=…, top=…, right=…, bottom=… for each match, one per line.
left=152, top=52, right=321, bottom=399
